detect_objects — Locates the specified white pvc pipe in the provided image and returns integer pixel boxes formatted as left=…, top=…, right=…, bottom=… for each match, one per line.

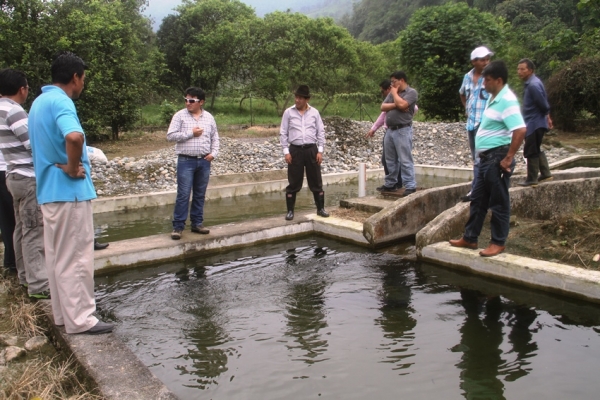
left=358, top=163, right=366, bottom=197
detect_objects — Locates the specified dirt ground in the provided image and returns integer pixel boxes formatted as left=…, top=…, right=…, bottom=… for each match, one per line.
left=96, top=125, right=280, bottom=159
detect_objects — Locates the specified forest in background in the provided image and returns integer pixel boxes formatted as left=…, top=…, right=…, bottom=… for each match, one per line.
left=1, top=0, right=599, bottom=139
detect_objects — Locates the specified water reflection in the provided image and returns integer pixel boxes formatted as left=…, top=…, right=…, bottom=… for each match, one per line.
left=455, top=289, right=506, bottom=399
left=375, top=261, right=417, bottom=373
left=454, top=289, right=539, bottom=399
left=94, top=241, right=600, bottom=399
left=283, top=246, right=330, bottom=365
left=167, top=259, right=234, bottom=391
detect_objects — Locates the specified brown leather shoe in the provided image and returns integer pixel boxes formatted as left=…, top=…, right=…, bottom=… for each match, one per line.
left=449, top=238, right=477, bottom=249
left=479, top=244, right=506, bottom=257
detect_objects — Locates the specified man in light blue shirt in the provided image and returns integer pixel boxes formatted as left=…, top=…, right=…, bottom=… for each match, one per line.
left=29, top=52, right=112, bottom=335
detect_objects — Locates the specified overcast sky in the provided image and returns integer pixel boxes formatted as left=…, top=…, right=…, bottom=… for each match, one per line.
left=144, top=0, right=322, bottom=30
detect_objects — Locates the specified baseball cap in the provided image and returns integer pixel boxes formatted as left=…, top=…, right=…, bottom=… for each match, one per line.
left=471, top=46, right=494, bottom=60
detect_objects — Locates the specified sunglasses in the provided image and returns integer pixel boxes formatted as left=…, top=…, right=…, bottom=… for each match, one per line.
left=184, top=98, right=202, bottom=104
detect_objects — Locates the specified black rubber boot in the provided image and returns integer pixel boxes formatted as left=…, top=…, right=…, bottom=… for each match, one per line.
left=313, top=191, right=329, bottom=218
left=538, top=152, right=553, bottom=183
left=517, top=157, right=539, bottom=187
left=285, top=192, right=296, bottom=220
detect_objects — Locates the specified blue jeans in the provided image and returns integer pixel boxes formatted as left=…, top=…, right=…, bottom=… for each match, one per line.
left=383, top=126, right=416, bottom=189
left=173, top=155, right=211, bottom=230
left=463, top=146, right=514, bottom=246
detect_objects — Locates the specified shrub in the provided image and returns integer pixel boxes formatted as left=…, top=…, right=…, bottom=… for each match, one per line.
left=159, top=100, right=179, bottom=126
left=546, top=57, right=600, bottom=131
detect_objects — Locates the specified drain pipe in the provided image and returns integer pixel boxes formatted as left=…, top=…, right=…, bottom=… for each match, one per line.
left=358, top=163, right=366, bottom=197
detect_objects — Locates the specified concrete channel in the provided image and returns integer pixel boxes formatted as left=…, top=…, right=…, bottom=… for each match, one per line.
left=41, top=156, right=600, bottom=399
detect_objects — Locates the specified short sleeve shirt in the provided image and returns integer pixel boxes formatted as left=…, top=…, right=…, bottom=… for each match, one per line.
left=475, top=84, right=526, bottom=156
left=459, top=69, right=489, bottom=131
left=384, top=86, right=418, bottom=127
left=28, top=85, right=96, bottom=204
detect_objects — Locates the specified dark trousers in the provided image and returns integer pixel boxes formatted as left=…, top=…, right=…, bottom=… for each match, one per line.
left=0, top=171, right=16, bottom=267
left=464, top=146, right=514, bottom=246
left=523, top=128, right=548, bottom=159
left=286, top=144, right=323, bottom=193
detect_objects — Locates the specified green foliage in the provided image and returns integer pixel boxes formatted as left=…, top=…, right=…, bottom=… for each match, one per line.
left=159, top=100, right=179, bottom=125
left=546, top=57, right=600, bottom=130
left=341, top=0, right=448, bottom=44
left=398, top=2, right=505, bottom=121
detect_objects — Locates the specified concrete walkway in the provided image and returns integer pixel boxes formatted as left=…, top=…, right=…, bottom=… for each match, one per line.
left=421, top=242, right=600, bottom=304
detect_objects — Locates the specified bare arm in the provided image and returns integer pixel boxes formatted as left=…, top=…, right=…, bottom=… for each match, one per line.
left=55, top=132, right=85, bottom=178
left=500, top=127, right=526, bottom=173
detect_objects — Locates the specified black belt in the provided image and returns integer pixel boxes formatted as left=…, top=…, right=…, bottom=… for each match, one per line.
left=388, top=123, right=412, bottom=130
left=479, top=145, right=510, bottom=160
left=178, top=154, right=207, bottom=159
left=290, top=143, right=316, bottom=149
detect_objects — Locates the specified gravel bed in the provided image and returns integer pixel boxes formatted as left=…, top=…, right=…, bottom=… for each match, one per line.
left=91, top=116, right=592, bottom=197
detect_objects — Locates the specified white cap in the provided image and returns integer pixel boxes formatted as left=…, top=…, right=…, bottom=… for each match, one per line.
left=471, top=46, right=494, bottom=60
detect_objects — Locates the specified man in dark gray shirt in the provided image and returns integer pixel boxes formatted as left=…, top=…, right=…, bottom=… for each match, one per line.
left=378, top=71, right=418, bottom=196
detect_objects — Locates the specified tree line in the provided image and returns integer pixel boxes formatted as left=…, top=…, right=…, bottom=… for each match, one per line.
left=2, top=0, right=598, bottom=139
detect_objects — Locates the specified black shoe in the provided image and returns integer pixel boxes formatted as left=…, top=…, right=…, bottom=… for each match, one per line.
left=402, top=188, right=416, bottom=197
left=395, top=184, right=403, bottom=190
left=94, top=240, right=109, bottom=250
left=191, top=225, right=210, bottom=234
left=80, top=320, right=114, bottom=335
left=376, top=185, right=397, bottom=192
left=171, top=229, right=182, bottom=240
left=285, top=211, right=294, bottom=221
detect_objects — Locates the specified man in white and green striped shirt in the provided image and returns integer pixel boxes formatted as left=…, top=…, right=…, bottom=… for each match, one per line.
left=0, top=68, right=49, bottom=298
left=450, top=61, right=526, bottom=257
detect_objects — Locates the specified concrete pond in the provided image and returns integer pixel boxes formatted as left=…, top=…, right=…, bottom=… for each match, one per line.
left=39, top=156, right=600, bottom=399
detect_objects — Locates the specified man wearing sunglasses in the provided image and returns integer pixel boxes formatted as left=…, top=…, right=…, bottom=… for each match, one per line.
left=167, top=87, right=220, bottom=240
left=459, top=46, right=493, bottom=202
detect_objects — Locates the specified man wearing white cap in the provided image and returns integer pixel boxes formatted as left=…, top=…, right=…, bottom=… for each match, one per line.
left=459, top=46, right=493, bottom=202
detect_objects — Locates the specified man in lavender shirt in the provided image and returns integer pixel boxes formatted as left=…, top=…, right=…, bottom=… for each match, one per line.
left=280, top=85, right=329, bottom=221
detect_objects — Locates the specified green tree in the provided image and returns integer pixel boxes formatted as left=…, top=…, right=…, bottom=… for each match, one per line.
left=398, top=2, right=505, bottom=121
left=241, top=11, right=383, bottom=115
left=0, top=0, right=54, bottom=101
left=48, top=0, right=158, bottom=139
left=157, top=0, right=257, bottom=108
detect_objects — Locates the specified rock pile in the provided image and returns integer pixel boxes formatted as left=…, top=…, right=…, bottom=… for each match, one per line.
left=91, top=117, right=592, bottom=197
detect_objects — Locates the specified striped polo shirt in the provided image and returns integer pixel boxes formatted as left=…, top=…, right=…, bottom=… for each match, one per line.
left=475, top=84, right=525, bottom=156
left=0, top=98, right=35, bottom=177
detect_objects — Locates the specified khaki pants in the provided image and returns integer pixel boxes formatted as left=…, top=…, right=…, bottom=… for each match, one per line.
left=6, top=173, right=48, bottom=294
left=41, top=201, right=98, bottom=333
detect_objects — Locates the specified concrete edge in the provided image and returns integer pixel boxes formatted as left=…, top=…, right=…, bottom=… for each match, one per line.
left=421, top=242, right=600, bottom=304
left=39, top=302, right=178, bottom=400
left=92, top=165, right=473, bottom=214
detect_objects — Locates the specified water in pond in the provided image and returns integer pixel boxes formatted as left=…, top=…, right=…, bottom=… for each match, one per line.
left=93, top=175, right=465, bottom=242
left=95, top=237, right=600, bottom=399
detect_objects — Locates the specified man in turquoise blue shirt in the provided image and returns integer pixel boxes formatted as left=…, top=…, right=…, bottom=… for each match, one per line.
left=450, top=61, right=526, bottom=257
left=29, top=52, right=112, bottom=335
